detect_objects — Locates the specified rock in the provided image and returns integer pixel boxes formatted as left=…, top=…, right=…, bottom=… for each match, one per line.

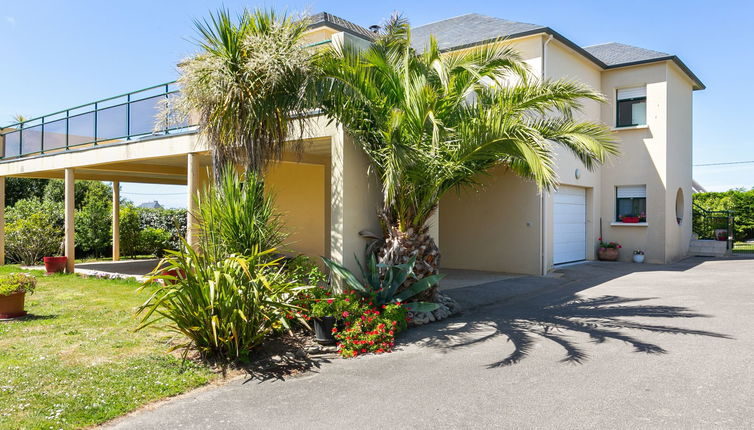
left=270, top=355, right=283, bottom=363
left=294, top=349, right=308, bottom=359
left=306, top=345, right=322, bottom=354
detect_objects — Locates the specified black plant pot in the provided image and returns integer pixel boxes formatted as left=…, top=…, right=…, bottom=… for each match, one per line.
left=313, top=316, right=337, bottom=345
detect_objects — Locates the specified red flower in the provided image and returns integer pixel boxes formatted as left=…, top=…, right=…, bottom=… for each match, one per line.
left=342, top=311, right=349, bottom=318
left=327, top=299, right=334, bottom=304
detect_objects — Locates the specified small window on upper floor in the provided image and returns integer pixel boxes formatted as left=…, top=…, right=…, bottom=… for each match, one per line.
left=616, top=86, right=646, bottom=127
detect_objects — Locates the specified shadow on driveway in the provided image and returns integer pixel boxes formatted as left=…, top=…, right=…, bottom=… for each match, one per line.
left=405, top=257, right=732, bottom=367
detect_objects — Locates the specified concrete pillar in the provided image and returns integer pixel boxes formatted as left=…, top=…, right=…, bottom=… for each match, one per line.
left=187, top=153, right=199, bottom=247
left=329, top=129, right=382, bottom=274
left=112, top=181, right=120, bottom=261
left=0, top=177, right=5, bottom=265
left=64, top=168, right=75, bottom=273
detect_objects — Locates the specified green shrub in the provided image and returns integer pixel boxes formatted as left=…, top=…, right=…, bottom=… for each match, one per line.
left=137, top=246, right=309, bottom=361
left=196, top=167, right=285, bottom=257
left=138, top=208, right=187, bottom=250
left=5, top=198, right=64, bottom=265
left=75, top=184, right=112, bottom=257
left=0, top=273, right=37, bottom=297
left=119, top=205, right=142, bottom=257
left=694, top=188, right=754, bottom=241
left=138, top=227, right=172, bottom=258
left=283, top=255, right=327, bottom=287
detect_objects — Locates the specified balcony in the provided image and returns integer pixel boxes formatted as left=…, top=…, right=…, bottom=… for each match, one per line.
left=0, top=82, right=195, bottom=160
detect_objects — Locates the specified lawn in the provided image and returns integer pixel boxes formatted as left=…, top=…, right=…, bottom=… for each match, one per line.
left=0, top=266, right=216, bottom=429
left=732, top=242, right=754, bottom=254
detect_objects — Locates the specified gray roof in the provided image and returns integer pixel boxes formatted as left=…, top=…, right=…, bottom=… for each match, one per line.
left=139, top=201, right=163, bottom=209
left=310, top=12, right=704, bottom=89
left=583, top=42, right=671, bottom=67
left=309, top=12, right=375, bottom=40
left=412, top=13, right=545, bottom=51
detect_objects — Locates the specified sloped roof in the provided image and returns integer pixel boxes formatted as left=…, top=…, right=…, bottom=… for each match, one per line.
left=309, top=12, right=375, bottom=40
left=584, top=42, right=704, bottom=89
left=309, top=12, right=703, bottom=89
left=412, top=13, right=545, bottom=51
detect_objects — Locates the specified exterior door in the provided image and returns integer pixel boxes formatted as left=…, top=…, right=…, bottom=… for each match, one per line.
left=553, top=186, right=587, bottom=265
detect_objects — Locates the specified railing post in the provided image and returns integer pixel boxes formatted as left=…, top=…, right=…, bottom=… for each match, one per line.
left=126, top=94, right=131, bottom=140
left=18, top=122, right=22, bottom=157
left=165, top=84, right=170, bottom=134
left=40, top=117, right=45, bottom=154
left=93, top=102, right=98, bottom=145
left=65, top=110, right=69, bottom=150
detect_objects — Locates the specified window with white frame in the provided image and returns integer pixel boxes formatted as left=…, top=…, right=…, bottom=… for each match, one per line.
left=616, top=86, right=646, bottom=127
left=616, top=185, right=646, bottom=222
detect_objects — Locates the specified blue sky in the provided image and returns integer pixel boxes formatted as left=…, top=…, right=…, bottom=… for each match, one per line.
left=1, top=0, right=752, bottom=207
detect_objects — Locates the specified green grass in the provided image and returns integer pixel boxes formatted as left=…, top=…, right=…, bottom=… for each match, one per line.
left=733, top=242, right=754, bottom=254
left=0, top=266, right=215, bottom=429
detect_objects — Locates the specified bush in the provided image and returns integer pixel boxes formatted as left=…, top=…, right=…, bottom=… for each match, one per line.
left=196, top=167, right=285, bottom=256
left=5, top=198, right=64, bottom=265
left=75, top=184, right=112, bottom=257
left=694, top=189, right=754, bottom=241
left=138, top=227, right=172, bottom=258
left=138, top=246, right=309, bottom=361
left=0, top=273, right=37, bottom=297
left=138, top=208, right=187, bottom=251
left=119, top=205, right=142, bottom=257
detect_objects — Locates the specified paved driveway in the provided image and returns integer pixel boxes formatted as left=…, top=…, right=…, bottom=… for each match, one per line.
left=106, top=257, right=754, bottom=429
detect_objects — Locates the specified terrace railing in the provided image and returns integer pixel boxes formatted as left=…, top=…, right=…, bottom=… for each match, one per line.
left=0, top=81, right=193, bottom=160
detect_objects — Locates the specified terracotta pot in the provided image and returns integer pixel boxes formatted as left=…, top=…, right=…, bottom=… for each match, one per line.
left=0, top=292, right=27, bottom=319
left=43, top=256, right=68, bottom=274
left=598, top=247, right=619, bottom=261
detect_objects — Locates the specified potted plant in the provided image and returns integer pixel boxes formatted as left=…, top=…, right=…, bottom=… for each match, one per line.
left=632, top=249, right=645, bottom=263
left=0, top=273, right=37, bottom=319
left=308, top=289, right=357, bottom=345
left=714, top=229, right=728, bottom=241
left=597, top=238, right=621, bottom=261
left=43, top=256, right=67, bottom=274
left=620, top=214, right=640, bottom=223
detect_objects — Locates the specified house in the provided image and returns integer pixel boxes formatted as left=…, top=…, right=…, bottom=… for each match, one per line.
left=0, top=12, right=703, bottom=276
left=138, top=200, right=163, bottom=209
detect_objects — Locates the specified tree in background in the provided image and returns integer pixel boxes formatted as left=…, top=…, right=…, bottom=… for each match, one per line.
left=74, top=183, right=113, bottom=258
left=5, top=178, right=49, bottom=207
left=694, top=188, right=754, bottom=241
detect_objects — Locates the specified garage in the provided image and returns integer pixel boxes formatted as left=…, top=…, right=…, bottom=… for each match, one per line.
left=553, top=186, right=587, bottom=265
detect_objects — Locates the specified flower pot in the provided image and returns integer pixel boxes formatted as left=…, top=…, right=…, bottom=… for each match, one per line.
left=633, top=254, right=645, bottom=263
left=0, top=292, right=27, bottom=319
left=161, top=268, right=185, bottom=284
left=43, top=256, right=68, bottom=274
left=621, top=216, right=640, bottom=223
left=714, top=229, right=728, bottom=241
left=598, top=247, right=619, bottom=261
left=313, top=316, right=337, bottom=345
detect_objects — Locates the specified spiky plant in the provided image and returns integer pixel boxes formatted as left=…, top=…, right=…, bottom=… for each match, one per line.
left=318, top=15, right=618, bottom=300
left=174, top=8, right=318, bottom=179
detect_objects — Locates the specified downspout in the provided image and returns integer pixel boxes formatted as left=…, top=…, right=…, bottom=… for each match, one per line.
left=540, top=34, right=553, bottom=276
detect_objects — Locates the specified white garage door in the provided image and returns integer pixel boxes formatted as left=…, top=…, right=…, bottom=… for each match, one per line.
left=553, top=186, right=586, bottom=265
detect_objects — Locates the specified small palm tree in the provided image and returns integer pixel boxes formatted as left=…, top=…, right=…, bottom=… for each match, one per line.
left=174, top=8, right=318, bottom=179
left=318, top=16, right=618, bottom=300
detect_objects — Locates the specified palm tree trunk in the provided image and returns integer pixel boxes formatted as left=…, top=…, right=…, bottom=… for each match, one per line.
left=378, top=224, right=441, bottom=302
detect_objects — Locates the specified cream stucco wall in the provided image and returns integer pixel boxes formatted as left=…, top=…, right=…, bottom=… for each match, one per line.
left=266, top=161, right=326, bottom=259
left=439, top=167, right=542, bottom=275
left=600, top=62, right=671, bottom=263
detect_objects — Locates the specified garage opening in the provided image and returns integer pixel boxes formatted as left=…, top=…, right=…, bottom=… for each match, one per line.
left=553, top=186, right=587, bottom=265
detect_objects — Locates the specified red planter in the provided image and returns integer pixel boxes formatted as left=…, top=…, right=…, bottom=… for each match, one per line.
left=0, top=292, right=27, bottom=319
left=621, top=216, right=640, bottom=223
left=43, top=256, right=68, bottom=274
left=161, top=268, right=185, bottom=284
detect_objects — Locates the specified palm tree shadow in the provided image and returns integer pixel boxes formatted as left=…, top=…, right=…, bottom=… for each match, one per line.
left=413, top=295, right=731, bottom=368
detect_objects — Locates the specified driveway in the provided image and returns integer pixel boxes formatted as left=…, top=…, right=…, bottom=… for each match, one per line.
left=106, top=257, right=754, bottom=429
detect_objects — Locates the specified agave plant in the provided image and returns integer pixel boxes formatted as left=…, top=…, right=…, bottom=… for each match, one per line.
left=323, top=254, right=442, bottom=313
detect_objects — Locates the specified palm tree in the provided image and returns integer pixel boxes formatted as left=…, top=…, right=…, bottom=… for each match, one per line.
left=174, top=8, right=318, bottom=180
left=318, top=16, right=618, bottom=300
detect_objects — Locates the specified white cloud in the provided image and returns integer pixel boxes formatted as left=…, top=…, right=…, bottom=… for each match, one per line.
left=4, top=16, right=15, bottom=27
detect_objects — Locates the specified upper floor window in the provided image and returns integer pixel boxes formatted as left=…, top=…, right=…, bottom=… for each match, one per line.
left=616, top=185, right=646, bottom=222
left=616, top=86, right=646, bottom=127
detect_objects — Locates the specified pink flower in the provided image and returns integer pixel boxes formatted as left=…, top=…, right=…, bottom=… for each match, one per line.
left=342, top=311, right=349, bottom=318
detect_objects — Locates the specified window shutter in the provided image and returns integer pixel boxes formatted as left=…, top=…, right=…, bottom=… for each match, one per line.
left=617, top=86, right=646, bottom=100
left=617, top=185, right=646, bottom=198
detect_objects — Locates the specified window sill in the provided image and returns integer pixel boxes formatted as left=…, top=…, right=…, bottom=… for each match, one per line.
left=611, top=222, right=648, bottom=227
left=612, top=125, right=649, bottom=131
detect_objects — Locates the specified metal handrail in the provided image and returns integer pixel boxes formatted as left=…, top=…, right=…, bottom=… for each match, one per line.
left=0, top=82, right=191, bottom=160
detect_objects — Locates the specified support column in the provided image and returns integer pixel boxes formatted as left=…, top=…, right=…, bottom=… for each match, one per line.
left=0, top=177, right=5, bottom=265
left=112, top=181, right=120, bottom=261
left=187, top=153, right=199, bottom=248
left=64, top=168, right=75, bottom=273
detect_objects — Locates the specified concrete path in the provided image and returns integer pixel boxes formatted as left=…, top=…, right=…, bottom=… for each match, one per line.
left=106, top=257, right=754, bottom=429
